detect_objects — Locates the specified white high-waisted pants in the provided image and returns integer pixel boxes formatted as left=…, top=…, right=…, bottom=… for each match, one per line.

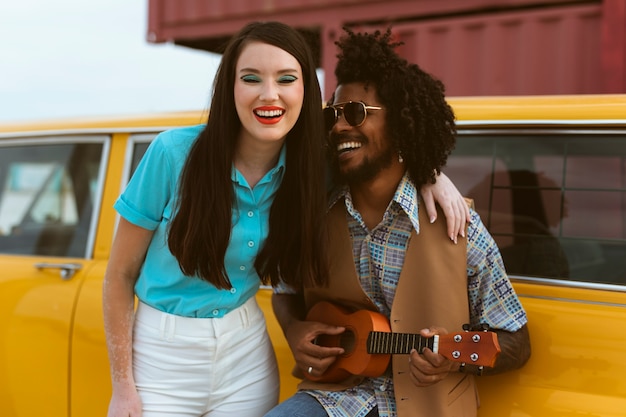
left=133, top=297, right=279, bottom=417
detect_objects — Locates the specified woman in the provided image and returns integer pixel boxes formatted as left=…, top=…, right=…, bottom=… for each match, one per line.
left=103, top=21, right=467, bottom=417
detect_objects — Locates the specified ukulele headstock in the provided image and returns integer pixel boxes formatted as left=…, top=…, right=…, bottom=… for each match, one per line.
left=437, top=326, right=501, bottom=368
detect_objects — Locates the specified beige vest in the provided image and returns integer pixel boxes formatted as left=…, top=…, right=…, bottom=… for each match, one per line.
left=301, top=198, right=479, bottom=417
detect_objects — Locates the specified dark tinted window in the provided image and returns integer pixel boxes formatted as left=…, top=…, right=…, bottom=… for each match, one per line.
left=126, top=134, right=158, bottom=181
left=447, top=131, right=626, bottom=286
left=0, top=140, right=105, bottom=257
left=130, top=142, right=150, bottom=175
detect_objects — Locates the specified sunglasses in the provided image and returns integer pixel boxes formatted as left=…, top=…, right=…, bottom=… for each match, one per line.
left=323, top=101, right=382, bottom=131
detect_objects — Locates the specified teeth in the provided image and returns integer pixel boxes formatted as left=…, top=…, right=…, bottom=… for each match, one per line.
left=255, top=109, right=284, bottom=117
left=337, top=141, right=362, bottom=152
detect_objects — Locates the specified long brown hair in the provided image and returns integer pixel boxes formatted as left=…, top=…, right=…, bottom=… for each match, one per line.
left=168, top=21, right=328, bottom=290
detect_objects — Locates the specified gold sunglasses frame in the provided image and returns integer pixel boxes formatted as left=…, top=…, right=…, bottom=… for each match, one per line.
left=324, top=101, right=383, bottom=129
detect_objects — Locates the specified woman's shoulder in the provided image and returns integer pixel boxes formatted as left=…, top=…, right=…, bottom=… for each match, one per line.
left=139, top=124, right=205, bottom=170
left=151, top=124, right=205, bottom=156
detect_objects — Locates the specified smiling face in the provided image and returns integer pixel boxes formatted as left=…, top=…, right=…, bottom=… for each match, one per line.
left=234, top=41, right=304, bottom=149
left=329, top=82, right=398, bottom=184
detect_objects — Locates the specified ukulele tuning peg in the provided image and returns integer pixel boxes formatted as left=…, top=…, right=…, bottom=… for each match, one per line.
left=462, top=323, right=471, bottom=331
left=479, top=323, right=490, bottom=331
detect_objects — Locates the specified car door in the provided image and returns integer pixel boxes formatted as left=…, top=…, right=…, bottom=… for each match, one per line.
left=446, top=126, right=626, bottom=416
left=0, top=135, right=108, bottom=417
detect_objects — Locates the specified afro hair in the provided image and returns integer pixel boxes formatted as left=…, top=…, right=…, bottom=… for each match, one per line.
left=333, top=27, right=457, bottom=187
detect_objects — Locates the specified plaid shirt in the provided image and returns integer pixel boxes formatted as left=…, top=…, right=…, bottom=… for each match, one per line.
left=303, top=174, right=527, bottom=417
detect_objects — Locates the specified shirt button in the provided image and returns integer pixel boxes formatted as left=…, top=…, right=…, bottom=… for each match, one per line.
left=230, top=288, right=237, bottom=294
left=247, top=211, right=254, bottom=217
left=239, top=265, right=246, bottom=271
left=212, top=309, right=219, bottom=316
left=379, top=384, right=386, bottom=392
left=248, top=241, right=255, bottom=248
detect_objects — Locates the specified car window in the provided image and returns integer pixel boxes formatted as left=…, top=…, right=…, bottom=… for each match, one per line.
left=448, top=131, right=626, bottom=286
left=0, top=138, right=106, bottom=258
left=130, top=142, right=151, bottom=175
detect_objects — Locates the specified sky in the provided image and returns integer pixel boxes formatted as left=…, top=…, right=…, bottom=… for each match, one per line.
left=0, top=0, right=222, bottom=122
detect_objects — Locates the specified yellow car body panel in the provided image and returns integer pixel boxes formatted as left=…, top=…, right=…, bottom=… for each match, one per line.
left=0, top=95, right=624, bottom=416
left=450, top=94, right=626, bottom=121
left=0, top=256, right=78, bottom=416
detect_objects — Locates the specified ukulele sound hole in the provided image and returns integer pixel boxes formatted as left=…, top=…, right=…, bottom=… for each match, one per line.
left=339, top=329, right=356, bottom=354
left=314, top=329, right=356, bottom=354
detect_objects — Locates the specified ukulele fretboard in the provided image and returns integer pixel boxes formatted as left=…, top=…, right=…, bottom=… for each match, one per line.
left=366, top=331, right=438, bottom=355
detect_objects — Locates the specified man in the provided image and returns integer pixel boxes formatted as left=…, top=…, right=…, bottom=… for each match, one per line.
left=266, top=28, right=530, bottom=417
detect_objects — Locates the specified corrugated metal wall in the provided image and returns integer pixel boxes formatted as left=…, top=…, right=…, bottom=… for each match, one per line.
left=367, top=4, right=603, bottom=95
left=147, top=0, right=625, bottom=97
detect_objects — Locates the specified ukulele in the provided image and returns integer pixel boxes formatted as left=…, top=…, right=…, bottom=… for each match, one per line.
left=305, top=301, right=501, bottom=382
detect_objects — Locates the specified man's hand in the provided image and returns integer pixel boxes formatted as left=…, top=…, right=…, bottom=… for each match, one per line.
left=284, top=319, right=345, bottom=378
left=408, top=327, right=458, bottom=387
left=409, top=324, right=531, bottom=386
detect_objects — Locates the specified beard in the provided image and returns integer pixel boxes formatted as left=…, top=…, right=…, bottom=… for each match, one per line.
left=330, top=134, right=396, bottom=185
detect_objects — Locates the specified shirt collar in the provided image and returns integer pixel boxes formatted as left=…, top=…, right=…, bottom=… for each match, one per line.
left=328, top=171, right=421, bottom=233
left=394, top=172, right=421, bottom=233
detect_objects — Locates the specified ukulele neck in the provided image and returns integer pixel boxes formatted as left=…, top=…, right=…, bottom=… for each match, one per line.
left=367, top=331, right=439, bottom=355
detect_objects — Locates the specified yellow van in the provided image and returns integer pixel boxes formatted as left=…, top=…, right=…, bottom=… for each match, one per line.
left=0, top=95, right=624, bottom=416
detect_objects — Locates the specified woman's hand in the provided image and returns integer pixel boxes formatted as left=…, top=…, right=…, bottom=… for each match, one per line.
left=107, top=381, right=143, bottom=417
left=421, top=172, right=470, bottom=243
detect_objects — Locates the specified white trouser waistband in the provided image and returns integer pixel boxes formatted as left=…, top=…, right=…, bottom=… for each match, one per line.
left=135, top=296, right=262, bottom=338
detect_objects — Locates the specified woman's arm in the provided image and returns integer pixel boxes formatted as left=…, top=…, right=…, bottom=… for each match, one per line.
left=102, top=218, right=154, bottom=417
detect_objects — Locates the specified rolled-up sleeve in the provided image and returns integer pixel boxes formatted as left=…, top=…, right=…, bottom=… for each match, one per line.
left=114, top=132, right=175, bottom=230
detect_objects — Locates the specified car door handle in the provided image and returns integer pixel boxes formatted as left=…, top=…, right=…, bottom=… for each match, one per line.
left=34, top=262, right=83, bottom=280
